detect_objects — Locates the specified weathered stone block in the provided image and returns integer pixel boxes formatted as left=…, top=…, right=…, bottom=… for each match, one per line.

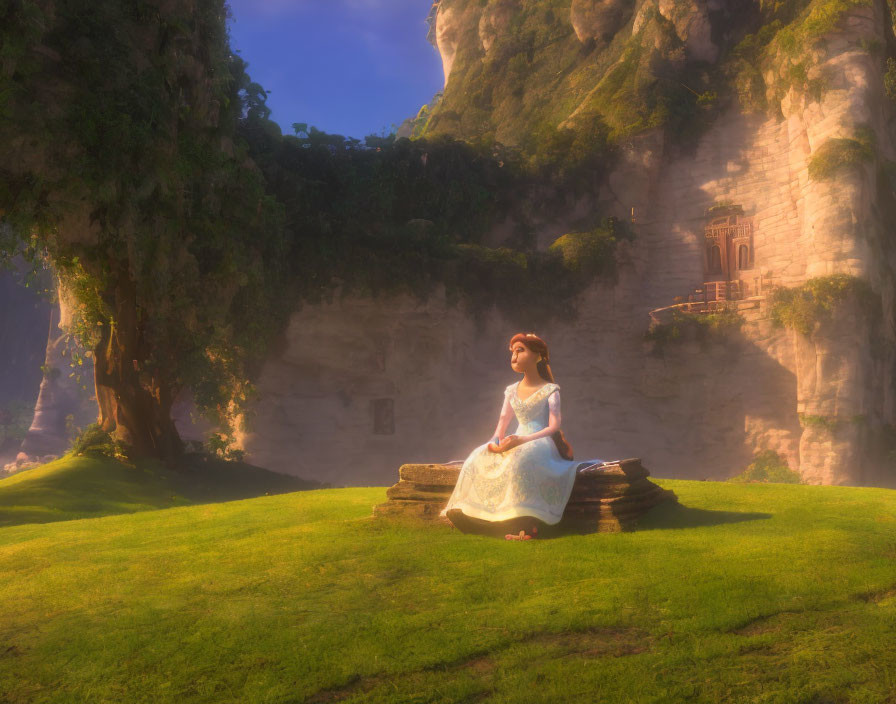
left=373, top=458, right=677, bottom=533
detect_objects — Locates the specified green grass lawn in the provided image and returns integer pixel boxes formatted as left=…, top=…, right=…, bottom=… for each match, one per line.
left=1, top=458, right=895, bottom=703
left=0, top=453, right=323, bottom=527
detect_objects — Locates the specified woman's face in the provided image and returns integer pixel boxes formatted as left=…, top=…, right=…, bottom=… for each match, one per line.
left=509, top=341, right=540, bottom=374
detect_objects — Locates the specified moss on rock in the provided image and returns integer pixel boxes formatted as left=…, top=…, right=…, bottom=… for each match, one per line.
left=645, top=307, right=745, bottom=351
left=808, top=128, right=875, bottom=181
left=727, top=0, right=874, bottom=115
left=769, top=274, right=881, bottom=335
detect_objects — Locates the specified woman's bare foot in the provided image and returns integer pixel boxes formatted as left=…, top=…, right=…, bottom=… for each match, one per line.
left=505, top=528, right=535, bottom=540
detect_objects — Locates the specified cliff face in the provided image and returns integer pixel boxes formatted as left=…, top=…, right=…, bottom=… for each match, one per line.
left=238, top=0, right=896, bottom=488
left=592, top=0, right=896, bottom=485
left=0, top=270, right=51, bottom=464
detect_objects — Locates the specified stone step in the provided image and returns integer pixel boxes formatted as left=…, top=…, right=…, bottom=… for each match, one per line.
left=374, top=458, right=677, bottom=534
left=386, top=480, right=454, bottom=501
left=399, top=462, right=463, bottom=486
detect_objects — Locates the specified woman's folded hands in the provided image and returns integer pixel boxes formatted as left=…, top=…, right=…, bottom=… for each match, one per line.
left=488, top=434, right=526, bottom=453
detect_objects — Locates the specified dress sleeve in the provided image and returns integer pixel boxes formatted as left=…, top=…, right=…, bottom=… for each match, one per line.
left=495, top=392, right=514, bottom=439
left=547, top=387, right=561, bottom=425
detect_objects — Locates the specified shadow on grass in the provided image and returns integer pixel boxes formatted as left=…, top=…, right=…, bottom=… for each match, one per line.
left=633, top=500, right=772, bottom=531
left=442, top=500, right=771, bottom=540
left=0, top=453, right=327, bottom=528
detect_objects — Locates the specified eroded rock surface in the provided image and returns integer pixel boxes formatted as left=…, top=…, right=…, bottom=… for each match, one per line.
left=570, top=0, right=634, bottom=44
left=479, top=0, right=517, bottom=52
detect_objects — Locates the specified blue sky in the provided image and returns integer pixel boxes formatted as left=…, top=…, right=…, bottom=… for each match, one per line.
left=226, top=0, right=444, bottom=140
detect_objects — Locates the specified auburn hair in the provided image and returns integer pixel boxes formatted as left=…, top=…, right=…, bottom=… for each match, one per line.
left=508, top=332, right=574, bottom=460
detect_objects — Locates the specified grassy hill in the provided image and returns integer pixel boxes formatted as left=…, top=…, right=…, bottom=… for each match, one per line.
left=0, top=459, right=895, bottom=702
left=0, top=454, right=324, bottom=527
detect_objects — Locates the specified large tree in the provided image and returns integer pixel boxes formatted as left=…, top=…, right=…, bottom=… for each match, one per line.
left=0, top=0, right=288, bottom=458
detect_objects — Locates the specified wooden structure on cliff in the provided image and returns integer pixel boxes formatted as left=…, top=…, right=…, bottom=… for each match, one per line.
left=702, top=205, right=757, bottom=302
left=373, top=458, right=676, bottom=533
left=649, top=204, right=767, bottom=326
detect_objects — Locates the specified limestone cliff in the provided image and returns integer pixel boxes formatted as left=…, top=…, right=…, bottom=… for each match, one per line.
left=238, top=0, right=896, bottom=488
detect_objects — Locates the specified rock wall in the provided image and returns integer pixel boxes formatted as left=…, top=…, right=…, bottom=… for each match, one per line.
left=5, top=280, right=97, bottom=472
left=238, top=0, right=896, bottom=488
left=239, top=260, right=801, bottom=488
left=0, top=269, right=51, bottom=464
left=0, top=269, right=51, bottom=406
left=598, top=0, right=896, bottom=485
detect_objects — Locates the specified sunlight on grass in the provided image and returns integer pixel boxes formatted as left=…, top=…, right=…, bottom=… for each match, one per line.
left=0, top=468, right=895, bottom=702
left=0, top=454, right=321, bottom=527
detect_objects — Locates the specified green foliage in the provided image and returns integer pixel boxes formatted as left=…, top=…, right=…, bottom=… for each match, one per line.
left=858, top=38, right=883, bottom=56
left=0, top=1, right=293, bottom=446
left=769, top=274, right=881, bottom=335
left=402, top=93, right=443, bottom=139
left=886, top=58, right=896, bottom=102
left=205, top=432, right=245, bottom=462
left=645, top=307, right=745, bottom=351
left=728, top=450, right=802, bottom=483
left=798, top=413, right=843, bottom=432
left=801, top=0, right=872, bottom=37
left=797, top=413, right=867, bottom=433
left=808, top=128, right=875, bottom=180
left=725, top=0, right=872, bottom=114
left=240, top=120, right=626, bottom=329
left=70, top=423, right=128, bottom=461
left=443, top=242, right=583, bottom=326
left=526, top=118, right=615, bottom=187
left=0, top=401, right=32, bottom=450
left=582, top=17, right=715, bottom=145
left=548, top=224, right=621, bottom=279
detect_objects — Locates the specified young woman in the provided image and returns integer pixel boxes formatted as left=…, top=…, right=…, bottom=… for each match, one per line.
left=441, top=332, right=599, bottom=540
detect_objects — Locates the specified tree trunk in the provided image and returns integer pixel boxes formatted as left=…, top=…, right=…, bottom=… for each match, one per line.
left=93, top=272, right=183, bottom=460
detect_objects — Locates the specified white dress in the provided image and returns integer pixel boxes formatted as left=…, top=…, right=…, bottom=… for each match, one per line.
left=440, top=381, right=589, bottom=525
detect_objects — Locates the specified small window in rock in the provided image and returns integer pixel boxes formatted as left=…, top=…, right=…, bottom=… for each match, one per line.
left=738, top=244, right=750, bottom=270
left=372, top=398, right=395, bottom=435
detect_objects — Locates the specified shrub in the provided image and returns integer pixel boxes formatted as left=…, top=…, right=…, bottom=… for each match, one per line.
left=769, top=274, right=880, bottom=335
left=886, top=58, right=896, bottom=102
left=71, top=423, right=128, bottom=460
left=0, top=401, right=33, bottom=449
left=205, top=432, right=245, bottom=462
left=645, top=307, right=744, bottom=351
left=548, top=227, right=617, bottom=278
left=807, top=129, right=874, bottom=181
left=728, top=450, right=802, bottom=483
left=798, top=413, right=842, bottom=432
